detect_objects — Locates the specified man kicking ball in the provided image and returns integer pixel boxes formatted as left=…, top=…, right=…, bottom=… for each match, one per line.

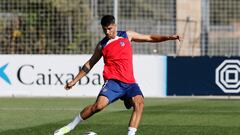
left=54, top=15, right=180, bottom=135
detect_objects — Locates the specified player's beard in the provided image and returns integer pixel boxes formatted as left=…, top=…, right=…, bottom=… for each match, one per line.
left=107, top=31, right=117, bottom=39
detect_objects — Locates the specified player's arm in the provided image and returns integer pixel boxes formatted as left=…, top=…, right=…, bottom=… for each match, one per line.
left=65, top=44, right=102, bottom=90
left=126, top=30, right=181, bottom=43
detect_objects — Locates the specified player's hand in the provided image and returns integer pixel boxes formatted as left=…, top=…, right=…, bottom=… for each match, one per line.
left=65, top=81, right=76, bottom=90
left=170, top=34, right=182, bottom=42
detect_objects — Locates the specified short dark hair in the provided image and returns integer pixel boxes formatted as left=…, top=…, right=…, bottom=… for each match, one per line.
left=101, top=15, right=115, bottom=26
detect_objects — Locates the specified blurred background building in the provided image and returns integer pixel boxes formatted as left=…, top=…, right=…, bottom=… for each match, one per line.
left=0, top=0, right=239, bottom=56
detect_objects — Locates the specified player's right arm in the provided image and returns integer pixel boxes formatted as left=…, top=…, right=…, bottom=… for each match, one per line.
left=65, top=44, right=102, bottom=90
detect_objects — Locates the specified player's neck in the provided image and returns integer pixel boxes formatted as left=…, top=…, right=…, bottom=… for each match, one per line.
left=108, top=33, right=117, bottom=39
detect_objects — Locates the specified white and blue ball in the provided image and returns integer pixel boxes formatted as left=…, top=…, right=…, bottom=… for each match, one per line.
left=84, top=131, right=97, bottom=135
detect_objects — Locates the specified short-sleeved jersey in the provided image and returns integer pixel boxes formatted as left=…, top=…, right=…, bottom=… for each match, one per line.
left=100, top=31, right=135, bottom=83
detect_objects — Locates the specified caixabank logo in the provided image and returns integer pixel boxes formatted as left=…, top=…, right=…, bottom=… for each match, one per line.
left=215, top=60, right=240, bottom=93
left=0, top=63, right=102, bottom=87
left=0, top=63, right=11, bottom=85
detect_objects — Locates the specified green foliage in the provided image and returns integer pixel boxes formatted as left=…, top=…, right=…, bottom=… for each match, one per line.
left=0, top=0, right=92, bottom=54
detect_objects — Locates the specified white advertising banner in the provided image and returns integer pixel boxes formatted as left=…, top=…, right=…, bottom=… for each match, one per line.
left=0, top=55, right=166, bottom=97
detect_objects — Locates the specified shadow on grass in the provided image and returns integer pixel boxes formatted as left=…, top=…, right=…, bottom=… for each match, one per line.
left=0, top=120, right=128, bottom=135
left=1, top=121, right=240, bottom=135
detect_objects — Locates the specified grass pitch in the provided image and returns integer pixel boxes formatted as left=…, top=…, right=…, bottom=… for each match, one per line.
left=0, top=97, right=240, bottom=135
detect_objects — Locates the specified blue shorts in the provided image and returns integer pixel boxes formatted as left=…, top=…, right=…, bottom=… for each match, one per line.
left=98, top=79, right=143, bottom=109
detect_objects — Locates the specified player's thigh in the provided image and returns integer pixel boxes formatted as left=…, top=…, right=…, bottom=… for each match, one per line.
left=94, top=95, right=109, bottom=110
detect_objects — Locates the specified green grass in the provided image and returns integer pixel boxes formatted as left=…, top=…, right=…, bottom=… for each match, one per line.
left=0, top=98, right=240, bottom=135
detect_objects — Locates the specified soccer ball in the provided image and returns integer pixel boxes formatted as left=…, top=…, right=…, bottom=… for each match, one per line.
left=84, top=131, right=97, bottom=135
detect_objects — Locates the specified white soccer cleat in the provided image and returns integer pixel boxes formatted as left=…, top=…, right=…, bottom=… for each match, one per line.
left=54, top=126, right=71, bottom=135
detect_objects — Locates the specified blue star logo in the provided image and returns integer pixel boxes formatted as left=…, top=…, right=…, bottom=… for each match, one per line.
left=0, top=63, right=11, bottom=85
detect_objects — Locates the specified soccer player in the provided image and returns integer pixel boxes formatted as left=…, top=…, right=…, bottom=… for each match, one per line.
left=54, top=15, right=181, bottom=135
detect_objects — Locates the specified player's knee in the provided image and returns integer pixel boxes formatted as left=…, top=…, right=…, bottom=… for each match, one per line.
left=133, top=96, right=144, bottom=111
left=134, top=102, right=144, bottom=113
left=137, top=100, right=144, bottom=110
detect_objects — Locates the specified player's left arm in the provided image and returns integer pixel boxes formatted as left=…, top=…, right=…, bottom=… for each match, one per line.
left=126, top=30, right=181, bottom=43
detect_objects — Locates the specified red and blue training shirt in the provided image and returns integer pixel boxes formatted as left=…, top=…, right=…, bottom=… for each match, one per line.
left=100, top=31, right=136, bottom=83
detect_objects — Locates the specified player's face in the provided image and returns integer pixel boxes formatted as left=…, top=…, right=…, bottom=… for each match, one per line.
left=102, top=24, right=117, bottom=39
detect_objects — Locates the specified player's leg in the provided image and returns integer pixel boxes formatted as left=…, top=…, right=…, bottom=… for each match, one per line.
left=54, top=96, right=109, bottom=135
left=68, top=95, right=109, bottom=128
left=121, top=83, right=144, bottom=135
left=54, top=79, right=124, bottom=135
left=128, top=95, right=144, bottom=135
left=80, top=95, right=109, bottom=119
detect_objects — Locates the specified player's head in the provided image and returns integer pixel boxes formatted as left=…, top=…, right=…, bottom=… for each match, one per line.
left=101, top=15, right=117, bottom=39
left=101, top=15, right=115, bottom=26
